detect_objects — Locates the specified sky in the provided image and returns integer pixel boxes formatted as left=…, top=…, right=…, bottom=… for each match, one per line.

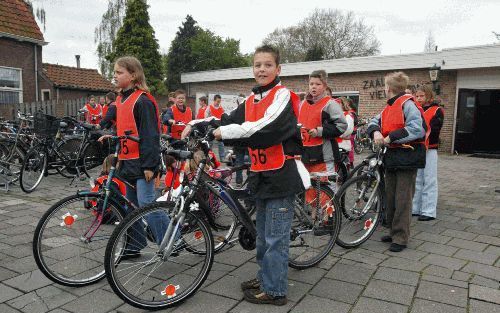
left=34, top=0, right=500, bottom=71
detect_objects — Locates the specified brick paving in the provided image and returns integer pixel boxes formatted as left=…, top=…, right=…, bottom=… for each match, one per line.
left=0, top=153, right=499, bottom=312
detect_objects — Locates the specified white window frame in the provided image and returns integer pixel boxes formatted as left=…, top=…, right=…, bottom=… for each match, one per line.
left=41, top=89, right=51, bottom=101
left=0, top=65, right=23, bottom=103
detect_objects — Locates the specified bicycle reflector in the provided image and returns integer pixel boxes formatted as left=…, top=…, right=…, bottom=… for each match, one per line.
left=194, top=230, right=203, bottom=240
left=363, top=218, right=373, bottom=230
left=161, top=284, right=179, bottom=298
left=60, top=212, right=78, bottom=227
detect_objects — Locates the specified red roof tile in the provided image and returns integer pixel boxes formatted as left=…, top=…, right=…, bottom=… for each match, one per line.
left=43, top=63, right=114, bottom=92
left=0, top=0, right=44, bottom=41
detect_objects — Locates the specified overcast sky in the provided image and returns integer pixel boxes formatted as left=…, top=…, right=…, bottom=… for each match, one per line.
left=35, top=0, right=500, bottom=70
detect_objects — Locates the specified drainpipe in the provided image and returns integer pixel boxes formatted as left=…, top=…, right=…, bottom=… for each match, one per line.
left=34, top=45, right=39, bottom=101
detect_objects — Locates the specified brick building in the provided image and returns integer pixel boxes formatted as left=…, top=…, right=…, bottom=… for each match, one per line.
left=0, top=0, right=46, bottom=104
left=181, top=44, right=500, bottom=154
left=40, top=62, right=114, bottom=102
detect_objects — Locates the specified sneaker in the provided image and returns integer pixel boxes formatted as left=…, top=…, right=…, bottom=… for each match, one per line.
left=380, top=235, right=392, bottom=243
left=418, top=215, right=435, bottom=221
left=313, top=225, right=333, bottom=236
left=240, top=278, right=260, bottom=291
left=389, top=243, right=406, bottom=252
left=243, top=289, right=287, bottom=306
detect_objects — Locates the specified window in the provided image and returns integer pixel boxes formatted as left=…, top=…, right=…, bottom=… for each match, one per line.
left=0, top=66, right=22, bottom=104
left=41, top=89, right=51, bottom=101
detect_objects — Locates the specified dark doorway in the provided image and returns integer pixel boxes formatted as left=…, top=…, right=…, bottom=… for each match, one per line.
left=455, top=89, right=500, bottom=154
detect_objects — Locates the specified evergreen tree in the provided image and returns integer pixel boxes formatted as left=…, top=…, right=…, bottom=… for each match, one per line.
left=166, top=15, right=200, bottom=91
left=305, top=44, right=324, bottom=61
left=107, top=0, right=165, bottom=95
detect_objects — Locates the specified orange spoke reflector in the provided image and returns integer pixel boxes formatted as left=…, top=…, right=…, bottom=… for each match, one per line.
left=194, top=230, right=203, bottom=240
left=161, top=284, right=179, bottom=298
left=363, top=218, right=373, bottom=230
left=326, top=206, right=334, bottom=217
left=60, top=213, right=78, bottom=227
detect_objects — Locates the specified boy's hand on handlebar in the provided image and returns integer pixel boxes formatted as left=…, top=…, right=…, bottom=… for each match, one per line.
left=98, top=134, right=112, bottom=143
left=373, top=131, right=385, bottom=146
left=308, top=128, right=318, bottom=138
left=181, top=124, right=192, bottom=139
left=213, top=128, right=222, bottom=140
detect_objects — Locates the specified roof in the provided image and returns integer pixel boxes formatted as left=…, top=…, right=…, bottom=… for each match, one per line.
left=181, top=43, right=500, bottom=83
left=0, top=0, right=46, bottom=44
left=43, top=63, right=114, bottom=92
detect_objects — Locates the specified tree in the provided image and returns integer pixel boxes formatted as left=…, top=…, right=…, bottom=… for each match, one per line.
left=166, top=16, right=249, bottom=90
left=107, top=0, right=165, bottom=95
left=424, top=31, right=437, bottom=52
left=26, top=0, right=47, bottom=31
left=166, top=15, right=200, bottom=91
left=263, top=9, right=380, bottom=63
left=190, top=29, right=250, bottom=71
left=95, top=0, right=127, bottom=79
left=305, top=44, right=324, bottom=61
left=494, top=31, right=500, bottom=41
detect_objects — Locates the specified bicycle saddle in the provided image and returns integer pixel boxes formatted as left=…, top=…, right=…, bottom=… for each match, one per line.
left=166, top=149, right=193, bottom=160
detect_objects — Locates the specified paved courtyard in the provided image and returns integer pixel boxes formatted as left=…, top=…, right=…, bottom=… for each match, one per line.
left=0, top=153, right=499, bottom=313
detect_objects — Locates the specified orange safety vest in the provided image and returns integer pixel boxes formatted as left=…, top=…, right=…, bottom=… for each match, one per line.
left=85, top=103, right=102, bottom=124
left=245, top=85, right=287, bottom=172
left=298, top=97, right=330, bottom=147
left=92, top=175, right=127, bottom=195
left=116, top=90, right=160, bottom=160
left=423, top=105, right=442, bottom=149
left=171, top=105, right=192, bottom=139
left=381, top=94, right=429, bottom=148
left=197, top=106, right=207, bottom=119
left=209, top=104, right=224, bottom=119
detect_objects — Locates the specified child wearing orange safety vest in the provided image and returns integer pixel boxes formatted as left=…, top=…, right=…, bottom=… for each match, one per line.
left=367, top=71, right=428, bottom=253
left=205, top=94, right=226, bottom=160
left=183, top=45, right=309, bottom=306
left=412, top=85, right=444, bottom=221
left=102, top=56, right=168, bottom=260
left=298, top=70, right=348, bottom=181
left=196, top=96, right=208, bottom=119
left=82, top=95, right=103, bottom=125
left=162, top=89, right=193, bottom=138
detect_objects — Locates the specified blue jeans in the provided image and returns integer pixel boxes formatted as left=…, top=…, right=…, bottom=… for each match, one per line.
left=211, top=140, right=225, bottom=161
left=125, top=178, right=170, bottom=251
left=412, top=149, right=438, bottom=218
left=234, top=149, right=249, bottom=184
left=255, top=195, right=295, bottom=297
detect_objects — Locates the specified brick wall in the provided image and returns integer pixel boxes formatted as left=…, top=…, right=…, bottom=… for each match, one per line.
left=0, top=38, right=43, bottom=103
left=185, top=68, right=457, bottom=153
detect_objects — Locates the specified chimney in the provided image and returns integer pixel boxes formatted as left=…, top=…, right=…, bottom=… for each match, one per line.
left=75, top=55, right=81, bottom=68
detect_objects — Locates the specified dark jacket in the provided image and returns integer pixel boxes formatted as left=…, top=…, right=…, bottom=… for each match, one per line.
left=367, top=93, right=427, bottom=170
left=423, top=101, right=444, bottom=149
left=219, top=77, right=304, bottom=199
left=105, top=88, right=160, bottom=182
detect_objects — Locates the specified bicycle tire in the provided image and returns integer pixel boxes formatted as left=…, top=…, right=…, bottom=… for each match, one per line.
left=104, top=201, right=214, bottom=310
left=335, top=174, right=382, bottom=248
left=20, top=147, right=47, bottom=193
left=289, top=184, right=341, bottom=269
left=33, top=193, right=126, bottom=286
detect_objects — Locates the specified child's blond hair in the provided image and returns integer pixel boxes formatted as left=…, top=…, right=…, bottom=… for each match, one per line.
left=385, top=71, right=409, bottom=95
left=114, top=56, right=149, bottom=92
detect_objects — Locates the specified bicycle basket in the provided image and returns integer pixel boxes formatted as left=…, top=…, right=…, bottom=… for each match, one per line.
left=34, top=111, right=59, bottom=138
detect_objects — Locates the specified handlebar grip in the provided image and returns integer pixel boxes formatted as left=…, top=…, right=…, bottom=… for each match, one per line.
left=126, top=135, right=140, bottom=143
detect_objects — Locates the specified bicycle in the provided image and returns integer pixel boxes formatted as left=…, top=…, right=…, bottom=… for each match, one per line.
left=103, top=131, right=341, bottom=310
left=335, top=146, right=386, bottom=248
left=32, top=133, right=139, bottom=286
left=354, top=118, right=377, bottom=154
left=19, top=112, right=106, bottom=192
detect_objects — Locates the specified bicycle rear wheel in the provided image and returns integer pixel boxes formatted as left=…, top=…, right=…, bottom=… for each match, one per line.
left=20, top=147, right=47, bottom=193
left=336, top=174, right=382, bottom=248
left=33, top=193, right=125, bottom=286
left=289, top=185, right=341, bottom=269
left=104, top=202, right=214, bottom=310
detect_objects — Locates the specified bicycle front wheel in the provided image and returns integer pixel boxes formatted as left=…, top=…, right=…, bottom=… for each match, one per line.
left=104, top=202, right=214, bottom=310
left=336, top=174, right=382, bottom=248
left=289, top=185, right=341, bottom=269
left=33, top=193, right=125, bottom=286
left=20, top=147, right=47, bottom=193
